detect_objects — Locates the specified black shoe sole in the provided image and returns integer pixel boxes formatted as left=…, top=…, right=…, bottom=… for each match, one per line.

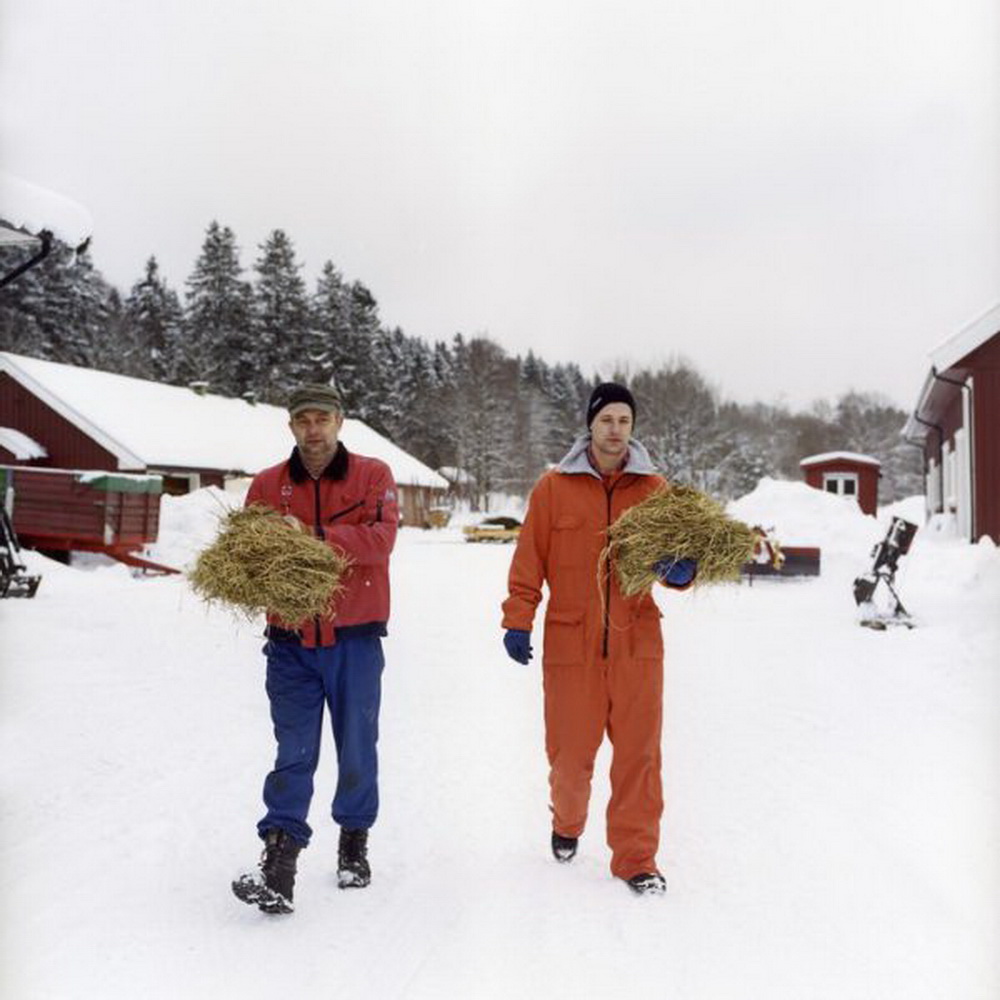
left=551, top=834, right=578, bottom=863
left=337, top=869, right=371, bottom=889
left=625, top=874, right=666, bottom=896
left=232, top=874, right=294, bottom=913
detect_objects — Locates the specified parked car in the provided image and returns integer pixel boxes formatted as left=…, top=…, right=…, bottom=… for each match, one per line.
left=462, top=516, right=521, bottom=543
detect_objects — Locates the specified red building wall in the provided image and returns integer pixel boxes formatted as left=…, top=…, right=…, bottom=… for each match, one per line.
left=0, top=372, right=121, bottom=470
left=967, top=336, right=1000, bottom=543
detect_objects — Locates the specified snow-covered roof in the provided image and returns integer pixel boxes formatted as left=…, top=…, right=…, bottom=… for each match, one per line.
left=437, top=465, right=475, bottom=485
left=903, top=302, right=1000, bottom=440
left=929, top=302, right=1000, bottom=375
left=799, top=451, right=881, bottom=468
left=0, top=352, right=448, bottom=489
left=0, top=426, right=47, bottom=460
left=0, top=172, right=92, bottom=249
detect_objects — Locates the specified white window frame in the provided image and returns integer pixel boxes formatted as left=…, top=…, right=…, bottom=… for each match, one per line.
left=822, top=471, right=860, bottom=499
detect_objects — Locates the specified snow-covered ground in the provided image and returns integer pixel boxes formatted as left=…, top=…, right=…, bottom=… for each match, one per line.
left=2, top=481, right=998, bottom=999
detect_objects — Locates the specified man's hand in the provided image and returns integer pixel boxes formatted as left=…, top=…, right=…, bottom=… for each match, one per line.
left=283, top=514, right=307, bottom=533
left=503, top=629, right=533, bottom=664
left=652, top=556, right=698, bottom=587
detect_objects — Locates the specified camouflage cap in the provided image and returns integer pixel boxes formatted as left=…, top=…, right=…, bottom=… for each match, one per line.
left=287, top=383, right=343, bottom=417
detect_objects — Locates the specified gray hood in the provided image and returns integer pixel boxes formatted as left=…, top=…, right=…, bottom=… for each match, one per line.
left=556, top=434, right=658, bottom=479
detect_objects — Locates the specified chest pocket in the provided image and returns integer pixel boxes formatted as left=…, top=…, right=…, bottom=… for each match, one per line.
left=551, top=514, right=585, bottom=568
left=326, top=495, right=366, bottom=526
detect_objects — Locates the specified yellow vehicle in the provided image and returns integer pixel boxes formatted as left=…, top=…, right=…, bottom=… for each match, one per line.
left=462, top=516, right=522, bottom=543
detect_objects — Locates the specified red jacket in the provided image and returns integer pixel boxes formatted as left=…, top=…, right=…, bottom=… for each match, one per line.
left=245, top=443, right=398, bottom=647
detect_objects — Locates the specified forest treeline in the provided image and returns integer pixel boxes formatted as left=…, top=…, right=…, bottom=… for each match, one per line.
left=0, top=222, right=922, bottom=504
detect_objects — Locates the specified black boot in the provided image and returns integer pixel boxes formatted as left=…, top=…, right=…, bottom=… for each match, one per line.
left=232, top=828, right=303, bottom=914
left=626, top=872, right=666, bottom=896
left=337, top=827, right=371, bottom=888
left=551, top=831, right=578, bottom=863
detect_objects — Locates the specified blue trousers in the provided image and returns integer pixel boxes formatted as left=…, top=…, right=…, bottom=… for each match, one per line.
left=257, top=635, right=384, bottom=846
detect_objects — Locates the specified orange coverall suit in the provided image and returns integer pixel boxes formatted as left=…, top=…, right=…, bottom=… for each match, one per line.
left=502, top=437, right=675, bottom=880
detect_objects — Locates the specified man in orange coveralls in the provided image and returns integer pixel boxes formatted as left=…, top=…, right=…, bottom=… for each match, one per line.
left=501, top=382, right=696, bottom=896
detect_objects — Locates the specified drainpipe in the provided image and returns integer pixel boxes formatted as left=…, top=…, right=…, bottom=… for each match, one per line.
left=0, top=230, right=53, bottom=290
left=910, top=414, right=944, bottom=521
left=932, top=368, right=975, bottom=542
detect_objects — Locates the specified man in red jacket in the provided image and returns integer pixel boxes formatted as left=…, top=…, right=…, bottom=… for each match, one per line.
left=232, top=383, right=398, bottom=914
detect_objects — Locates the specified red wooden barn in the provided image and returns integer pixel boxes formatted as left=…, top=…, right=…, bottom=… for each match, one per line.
left=903, top=304, right=1000, bottom=544
left=0, top=350, right=449, bottom=533
left=799, top=452, right=881, bottom=516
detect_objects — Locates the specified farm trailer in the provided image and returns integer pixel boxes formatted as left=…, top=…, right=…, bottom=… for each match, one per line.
left=0, top=465, right=178, bottom=574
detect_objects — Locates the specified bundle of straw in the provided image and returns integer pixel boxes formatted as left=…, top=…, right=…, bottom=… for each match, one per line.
left=189, top=504, right=351, bottom=622
left=604, top=485, right=757, bottom=596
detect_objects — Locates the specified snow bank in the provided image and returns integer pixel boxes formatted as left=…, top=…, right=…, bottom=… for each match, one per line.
left=143, top=485, right=244, bottom=572
left=727, top=476, right=883, bottom=558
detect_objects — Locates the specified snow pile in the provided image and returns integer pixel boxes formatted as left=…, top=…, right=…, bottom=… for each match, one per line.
left=144, top=485, right=244, bottom=572
left=727, top=477, right=884, bottom=556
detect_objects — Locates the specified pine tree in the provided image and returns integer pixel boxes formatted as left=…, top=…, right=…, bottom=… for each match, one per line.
left=0, top=244, right=45, bottom=355
left=123, top=256, right=184, bottom=381
left=311, top=260, right=352, bottom=385
left=252, top=229, right=312, bottom=400
left=336, top=281, right=380, bottom=418
left=184, top=221, right=252, bottom=396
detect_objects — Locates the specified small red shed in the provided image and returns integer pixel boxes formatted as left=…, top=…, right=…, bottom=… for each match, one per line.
left=800, top=452, right=881, bottom=516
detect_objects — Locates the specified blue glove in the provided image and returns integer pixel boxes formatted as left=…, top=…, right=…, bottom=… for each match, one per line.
left=652, top=556, right=698, bottom=587
left=503, top=629, right=533, bottom=664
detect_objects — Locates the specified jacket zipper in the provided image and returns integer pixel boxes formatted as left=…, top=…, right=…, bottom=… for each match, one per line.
left=602, top=480, right=619, bottom=659
left=313, top=478, right=323, bottom=645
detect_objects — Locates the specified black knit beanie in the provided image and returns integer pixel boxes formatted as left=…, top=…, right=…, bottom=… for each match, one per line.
left=586, top=382, right=636, bottom=428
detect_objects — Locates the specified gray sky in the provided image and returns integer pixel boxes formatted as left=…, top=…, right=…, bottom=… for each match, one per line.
left=2, top=0, right=997, bottom=410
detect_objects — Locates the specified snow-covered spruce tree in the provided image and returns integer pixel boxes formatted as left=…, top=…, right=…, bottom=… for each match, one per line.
left=34, top=244, right=117, bottom=368
left=364, top=326, right=407, bottom=439
left=392, top=336, right=449, bottom=468
left=0, top=244, right=46, bottom=356
left=543, top=362, right=589, bottom=460
left=183, top=221, right=253, bottom=396
left=335, top=280, right=380, bottom=418
left=252, top=229, right=312, bottom=401
left=310, top=260, right=352, bottom=386
left=122, top=256, right=185, bottom=381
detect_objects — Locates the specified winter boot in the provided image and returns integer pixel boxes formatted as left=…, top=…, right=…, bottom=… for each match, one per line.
left=337, top=828, right=371, bottom=888
left=232, top=828, right=303, bottom=914
left=551, top=831, right=578, bottom=863
left=626, top=872, right=666, bottom=896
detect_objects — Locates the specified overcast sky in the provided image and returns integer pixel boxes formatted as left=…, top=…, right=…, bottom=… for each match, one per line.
left=1, top=1, right=997, bottom=410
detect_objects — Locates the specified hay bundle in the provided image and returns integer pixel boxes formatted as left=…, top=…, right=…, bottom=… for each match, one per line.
left=189, top=504, right=351, bottom=621
left=604, top=485, right=757, bottom=596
